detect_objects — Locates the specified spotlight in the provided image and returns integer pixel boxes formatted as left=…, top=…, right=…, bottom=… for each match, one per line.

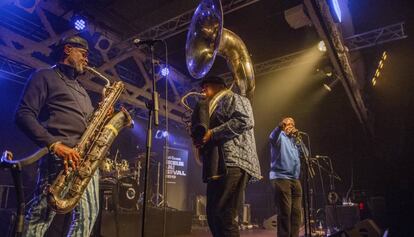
left=323, top=83, right=332, bottom=92
left=72, top=16, right=87, bottom=31
left=160, top=66, right=170, bottom=77
left=95, top=35, right=113, bottom=52
left=155, top=129, right=169, bottom=139
left=323, top=78, right=339, bottom=92
left=382, top=51, right=387, bottom=60
left=318, top=41, right=327, bottom=52
left=371, top=51, right=388, bottom=86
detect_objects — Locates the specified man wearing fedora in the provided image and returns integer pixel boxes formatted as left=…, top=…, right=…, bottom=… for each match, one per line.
left=192, top=76, right=261, bottom=237
left=15, top=35, right=99, bottom=236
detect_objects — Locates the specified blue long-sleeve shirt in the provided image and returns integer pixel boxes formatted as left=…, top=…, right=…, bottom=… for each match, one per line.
left=269, top=126, right=301, bottom=180
left=209, top=91, right=262, bottom=180
left=15, top=63, right=94, bottom=148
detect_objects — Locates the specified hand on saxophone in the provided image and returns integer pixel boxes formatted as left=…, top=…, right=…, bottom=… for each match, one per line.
left=53, top=143, right=80, bottom=173
left=202, top=129, right=213, bottom=144
left=193, top=129, right=213, bottom=148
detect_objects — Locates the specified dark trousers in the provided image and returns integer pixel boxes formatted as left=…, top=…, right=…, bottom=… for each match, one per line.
left=272, top=179, right=302, bottom=237
left=206, top=167, right=249, bottom=237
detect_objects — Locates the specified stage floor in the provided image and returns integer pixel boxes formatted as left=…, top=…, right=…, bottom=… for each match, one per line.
left=176, top=226, right=307, bottom=237
left=177, top=227, right=276, bottom=237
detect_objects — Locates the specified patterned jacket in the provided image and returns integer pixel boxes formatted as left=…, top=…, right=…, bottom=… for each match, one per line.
left=209, top=90, right=262, bottom=180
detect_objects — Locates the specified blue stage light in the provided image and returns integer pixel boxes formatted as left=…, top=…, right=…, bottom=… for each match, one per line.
left=73, top=17, right=87, bottom=31
left=155, top=129, right=169, bottom=139
left=161, top=66, right=169, bottom=77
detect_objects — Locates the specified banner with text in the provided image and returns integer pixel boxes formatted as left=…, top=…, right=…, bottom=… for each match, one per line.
left=165, top=147, right=189, bottom=211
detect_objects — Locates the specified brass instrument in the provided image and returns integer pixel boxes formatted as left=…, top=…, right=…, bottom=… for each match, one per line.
left=182, top=0, right=255, bottom=179
left=185, top=0, right=255, bottom=99
left=47, top=66, right=132, bottom=214
left=182, top=0, right=255, bottom=129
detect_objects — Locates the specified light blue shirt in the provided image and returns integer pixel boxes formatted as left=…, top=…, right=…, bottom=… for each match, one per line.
left=269, top=126, right=301, bottom=180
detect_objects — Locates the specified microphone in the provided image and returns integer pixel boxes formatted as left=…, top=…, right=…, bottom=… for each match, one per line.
left=292, top=130, right=307, bottom=136
left=315, top=155, right=329, bottom=159
left=133, top=38, right=162, bottom=46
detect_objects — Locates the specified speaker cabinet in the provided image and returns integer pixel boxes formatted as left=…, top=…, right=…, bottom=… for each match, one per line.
left=263, top=214, right=277, bottom=230
left=346, top=219, right=381, bottom=237
left=325, top=205, right=360, bottom=230
left=328, top=219, right=381, bottom=237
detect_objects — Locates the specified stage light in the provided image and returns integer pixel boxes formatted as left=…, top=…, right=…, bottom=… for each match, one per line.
left=73, top=16, right=87, bottom=31
left=323, top=83, right=332, bottom=92
left=375, top=69, right=380, bottom=77
left=155, top=129, right=169, bottom=139
left=371, top=51, right=388, bottom=86
left=318, top=41, right=326, bottom=52
left=328, top=0, right=342, bottom=23
left=323, top=78, right=339, bottom=92
left=161, top=66, right=170, bottom=77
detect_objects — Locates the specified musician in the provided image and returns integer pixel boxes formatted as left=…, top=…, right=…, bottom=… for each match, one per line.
left=193, top=76, right=261, bottom=237
left=15, top=35, right=99, bottom=236
left=269, top=117, right=304, bottom=237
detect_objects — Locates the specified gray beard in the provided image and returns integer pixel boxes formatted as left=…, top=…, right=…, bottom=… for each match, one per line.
left=68, top=57, right=84, bottom=74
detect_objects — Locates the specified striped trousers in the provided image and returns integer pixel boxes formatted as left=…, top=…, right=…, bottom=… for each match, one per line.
left=23, top=156, right=100, bottom=237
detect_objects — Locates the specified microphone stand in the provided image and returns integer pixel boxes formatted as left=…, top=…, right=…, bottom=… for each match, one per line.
left=296, top=134, right=313, bottom=237
left=0, top=148, right=49, bottom=237
left=141, top=42, right=160, bottom=237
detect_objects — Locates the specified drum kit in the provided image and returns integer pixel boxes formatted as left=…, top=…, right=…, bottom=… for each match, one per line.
left=98, top=151, right=160, bottom=212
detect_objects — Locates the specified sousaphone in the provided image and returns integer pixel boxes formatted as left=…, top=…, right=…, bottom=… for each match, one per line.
left=185, top=0, right=255, bottom=99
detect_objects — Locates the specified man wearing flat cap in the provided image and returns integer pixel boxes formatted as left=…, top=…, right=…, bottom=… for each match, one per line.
left=191, top=76, right=261, bottom=237
left=15, top=35, right=99, bottom=236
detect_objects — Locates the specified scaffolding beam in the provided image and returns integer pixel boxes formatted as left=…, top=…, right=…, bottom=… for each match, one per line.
left=345, top=22, right=407, bottom=51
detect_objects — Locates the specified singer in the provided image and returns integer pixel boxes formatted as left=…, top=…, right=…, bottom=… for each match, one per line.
left=269, top=117, right=306, bottom=237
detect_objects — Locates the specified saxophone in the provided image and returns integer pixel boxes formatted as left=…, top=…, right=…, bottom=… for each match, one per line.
left=47, top=66, right=132, bottom=214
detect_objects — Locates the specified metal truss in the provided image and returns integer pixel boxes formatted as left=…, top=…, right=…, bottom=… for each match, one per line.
left=133, top=0, right=260, bottom=41
left=345, top=22, right=407, bottom=51
left=0, top=55, right=33, bottom=85
left=304, top=0, right=370, bottom=131
left=220, top=22, right=407, bottom=80
left=220, top=48, right=319, bottom=80
left=112, top=0, right=261, bottom=59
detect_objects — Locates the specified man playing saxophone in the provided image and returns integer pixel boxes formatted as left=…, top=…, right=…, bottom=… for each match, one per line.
left=192, top=76, right=261, bottom=237
left=15, top=35, right=99, bottom=236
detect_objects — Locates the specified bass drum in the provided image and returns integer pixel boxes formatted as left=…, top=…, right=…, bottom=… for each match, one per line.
left=114, top=176, right=139, bottom=211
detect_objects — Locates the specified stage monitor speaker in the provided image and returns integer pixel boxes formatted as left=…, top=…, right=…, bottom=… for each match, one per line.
left=346, top=219, right=381, bottom=237
left=328, top=219, right=381, bottom=237
left=326, top=205, right=360, bottom=230
left=263, top=214, right=277, bottom=230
